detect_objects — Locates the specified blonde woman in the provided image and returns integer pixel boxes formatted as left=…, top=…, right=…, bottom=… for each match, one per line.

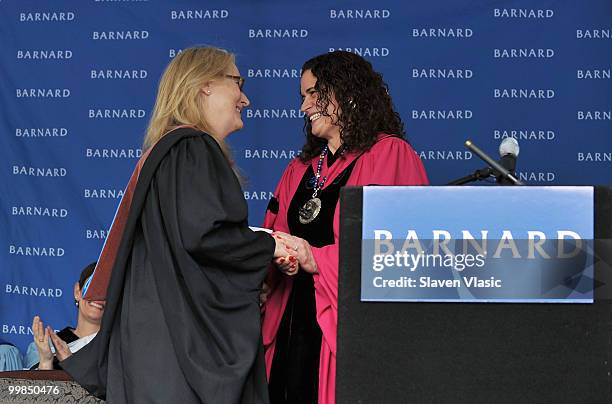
left=61, top=46, right=291, bottom=404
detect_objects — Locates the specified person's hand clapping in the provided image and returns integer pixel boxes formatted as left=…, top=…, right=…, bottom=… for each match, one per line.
left=49, top=331, right=72, bottom=362
left=32, top=316, right=53, bottom=370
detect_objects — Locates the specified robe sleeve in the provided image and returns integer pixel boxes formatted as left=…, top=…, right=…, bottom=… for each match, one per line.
left=311, top=137, right=429, bottom=355
left=156, top=135, right=275, bottom=273
left=261, top=159, right=304, bottom=292
left=263, top=158, right=303, bottom=233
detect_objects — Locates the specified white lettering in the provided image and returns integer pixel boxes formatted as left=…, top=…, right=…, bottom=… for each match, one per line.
left=88, top=109, right=146, bottom=119
left=9, top=245, right=65, bottom=257
left=328, top=47, right=389, bottom=57
left=92, top=31, right=149, bottom=40
left=329, top=9, right=391, bottom=19
left=19, top=12, right=75, bottom=22
left=17, top=50, right=73, bottom=60
left=170, top=9, right=229, bottom=19
left=493, top=8, right=554, bottom=18
left=12, top=166, right=67, bottom=177
left=412, top=28, right=473, bottom=38
left=248, top=29, right=308, bottom=38
left=15, top=128, right=68, bottom=138
left=493, top=48, right=554, bottom=58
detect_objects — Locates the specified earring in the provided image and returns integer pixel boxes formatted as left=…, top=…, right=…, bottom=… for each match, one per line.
left=75, top=300, right=79, bottom=307
left=206, top=90, right=211, bottom=95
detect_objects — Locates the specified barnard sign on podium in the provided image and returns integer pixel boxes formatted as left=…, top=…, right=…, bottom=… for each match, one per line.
left=361, top=186, right=594, bottom=303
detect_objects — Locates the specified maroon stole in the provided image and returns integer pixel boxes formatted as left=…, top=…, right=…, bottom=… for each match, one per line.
left=84, top=147, right=152, bottom=301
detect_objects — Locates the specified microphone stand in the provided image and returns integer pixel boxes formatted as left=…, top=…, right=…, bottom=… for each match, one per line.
left=447, top=139, right=524, bottom=186
left=447, top=167, right=494, bottom=185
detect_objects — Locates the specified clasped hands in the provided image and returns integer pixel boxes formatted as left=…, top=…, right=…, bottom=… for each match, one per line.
left=272, top=231, right=317, bottom=276
left=32, top=315, right=72, bottom=370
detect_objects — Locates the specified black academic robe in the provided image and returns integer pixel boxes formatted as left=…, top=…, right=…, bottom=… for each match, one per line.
left=61, top=128, right=275, bottom=404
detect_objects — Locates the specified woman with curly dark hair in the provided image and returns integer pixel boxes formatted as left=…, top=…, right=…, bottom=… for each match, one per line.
left=261, top=51, right=429, bottom=404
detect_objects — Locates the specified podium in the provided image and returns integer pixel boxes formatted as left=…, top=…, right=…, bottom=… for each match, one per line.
left=337, top=186, right=612, bottom=403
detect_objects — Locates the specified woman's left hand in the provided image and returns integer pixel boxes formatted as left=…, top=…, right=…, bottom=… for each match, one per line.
left=273, top=231, right=318, bottom=274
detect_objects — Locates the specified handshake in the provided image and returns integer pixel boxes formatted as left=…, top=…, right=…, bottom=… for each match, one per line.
left=271, top=231, right=318, bottom=276
left=260, top=231, right=319, bottom=307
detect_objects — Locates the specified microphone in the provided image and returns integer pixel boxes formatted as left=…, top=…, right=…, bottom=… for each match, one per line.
left=497, top=138, right=520, bottom=184
left=464, top=139, right=524, bottom=185
left=499, top=137, right=519, bottom=172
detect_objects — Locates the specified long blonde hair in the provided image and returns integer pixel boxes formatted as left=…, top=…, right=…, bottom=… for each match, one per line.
left=143, top=46, right=235, bottom=150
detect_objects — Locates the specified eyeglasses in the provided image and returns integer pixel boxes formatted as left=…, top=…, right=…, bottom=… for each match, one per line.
left=224, top=74, right=245, bottom=91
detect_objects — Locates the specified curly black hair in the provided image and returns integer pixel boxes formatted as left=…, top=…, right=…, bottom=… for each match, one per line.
left=299, top=51, right=406, bottom=162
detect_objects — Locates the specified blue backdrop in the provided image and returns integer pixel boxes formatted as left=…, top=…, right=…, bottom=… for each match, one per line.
left=1, top=0, right=611, bottom=353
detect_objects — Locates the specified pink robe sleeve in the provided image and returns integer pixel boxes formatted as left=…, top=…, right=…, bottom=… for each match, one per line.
left=261, top=164, right=291, bottom=293
left=261, top=159, right=305, bottom=289
left=261, top=159, right=307, bottom=374
left=310, top=137, right=428, bottom=403
left=262, top=160, right=296, bottom=234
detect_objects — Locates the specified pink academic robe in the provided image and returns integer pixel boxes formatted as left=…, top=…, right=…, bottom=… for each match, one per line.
left=261, top=135, right=429, bottom=404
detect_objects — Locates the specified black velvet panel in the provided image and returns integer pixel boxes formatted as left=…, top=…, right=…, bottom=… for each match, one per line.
left=269, top=160, right=357, bottom=404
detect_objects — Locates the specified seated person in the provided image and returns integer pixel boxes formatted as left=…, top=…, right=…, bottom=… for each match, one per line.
left=0, top=340, right=24, bottom=371
left=25, top=262, right=105, bottom=370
